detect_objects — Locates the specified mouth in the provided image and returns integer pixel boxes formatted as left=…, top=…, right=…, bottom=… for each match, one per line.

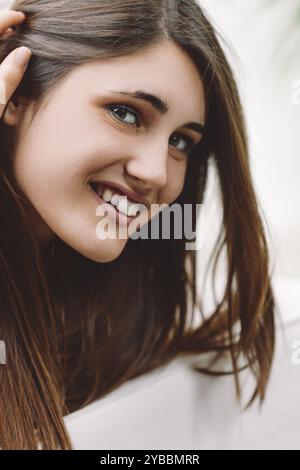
left=89, top=181, right=148, bottom=226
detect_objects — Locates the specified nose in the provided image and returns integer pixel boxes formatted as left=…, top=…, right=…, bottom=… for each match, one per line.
left=124, top=139, right=169, bottom=191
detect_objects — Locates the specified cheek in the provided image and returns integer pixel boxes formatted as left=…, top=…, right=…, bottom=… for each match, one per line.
left=159, top=160, right=187, bottom=204
left=13, top=109, right=119, bottom=198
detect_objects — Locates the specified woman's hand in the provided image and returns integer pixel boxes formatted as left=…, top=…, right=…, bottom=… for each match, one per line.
left=0, top=10, right=31, bottom=118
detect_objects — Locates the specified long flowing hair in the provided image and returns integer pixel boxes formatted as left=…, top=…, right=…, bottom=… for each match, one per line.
left=0, top=0, right=276, bottom=449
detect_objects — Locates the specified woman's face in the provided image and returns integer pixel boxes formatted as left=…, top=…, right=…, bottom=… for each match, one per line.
left=6, top=41, right=205, bottom=263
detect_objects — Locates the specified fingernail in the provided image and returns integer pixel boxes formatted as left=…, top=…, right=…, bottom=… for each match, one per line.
left=15, top=46, right=31, bottom=67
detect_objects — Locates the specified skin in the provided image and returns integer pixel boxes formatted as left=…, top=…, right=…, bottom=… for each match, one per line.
left=2, top=26, right=205, bottom=263
left=0, top=11, right=31, bottom=111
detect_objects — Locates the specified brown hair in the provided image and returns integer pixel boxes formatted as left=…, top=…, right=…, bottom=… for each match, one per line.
left=0, top=0, right=277, bottom=449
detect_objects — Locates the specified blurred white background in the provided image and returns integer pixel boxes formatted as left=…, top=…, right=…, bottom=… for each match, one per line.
left=200, top=0, right=300, bottom=282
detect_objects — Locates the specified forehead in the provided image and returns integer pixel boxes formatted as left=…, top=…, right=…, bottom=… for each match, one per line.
left=56, top=41, right=206, bottom=125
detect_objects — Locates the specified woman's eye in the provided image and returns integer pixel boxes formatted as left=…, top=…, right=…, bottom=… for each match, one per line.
left=106, top=104, right=196, bottom=155
left=169, top=134, right=195, bottom=155
left=107, top=104, right=141, bottom=127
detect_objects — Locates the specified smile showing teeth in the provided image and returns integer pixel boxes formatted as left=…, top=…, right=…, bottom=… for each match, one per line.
left=91, top=183, right=147, bottom=218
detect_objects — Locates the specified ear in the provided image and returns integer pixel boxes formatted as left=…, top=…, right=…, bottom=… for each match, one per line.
left=2, top=97, right=24, bottom=126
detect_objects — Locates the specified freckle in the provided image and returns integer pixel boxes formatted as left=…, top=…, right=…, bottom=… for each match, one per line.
left=0, top=79, right=7, bottom=105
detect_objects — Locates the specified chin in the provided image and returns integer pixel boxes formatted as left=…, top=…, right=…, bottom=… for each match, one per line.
left=66, top=235, right=128, bottom=264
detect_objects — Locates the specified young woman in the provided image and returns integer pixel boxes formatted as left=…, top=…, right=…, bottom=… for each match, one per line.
left=0, top=1, right=276, bottom=450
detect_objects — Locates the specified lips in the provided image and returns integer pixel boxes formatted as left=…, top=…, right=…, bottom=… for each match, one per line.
left=89, top=185, right=136, bottom=228
left=90, top=182, right=131, bottom=202
left=89, top=179, right=151, bottom=208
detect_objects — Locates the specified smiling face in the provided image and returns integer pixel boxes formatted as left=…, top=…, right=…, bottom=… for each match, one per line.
left=5, top=41, right=206, bottom=263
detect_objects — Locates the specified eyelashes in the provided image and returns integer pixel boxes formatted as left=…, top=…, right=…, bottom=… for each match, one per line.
left=105, top=103, right=197, bottom=155
left=107, top=104, right=141, bottom=127
left=107, top=104, right=140, bottom=127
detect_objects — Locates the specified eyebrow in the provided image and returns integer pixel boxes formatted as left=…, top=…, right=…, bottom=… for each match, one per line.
left=108, top=89, right=205, bottom=135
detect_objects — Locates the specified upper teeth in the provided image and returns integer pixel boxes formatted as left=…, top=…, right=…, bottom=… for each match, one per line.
left=95, top=184, right=147, bottom=218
